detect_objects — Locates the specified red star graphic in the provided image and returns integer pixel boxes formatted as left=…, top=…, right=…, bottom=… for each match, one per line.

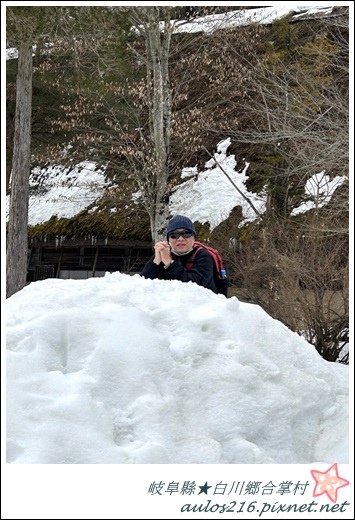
left=311, top=463, right=350, bottom=503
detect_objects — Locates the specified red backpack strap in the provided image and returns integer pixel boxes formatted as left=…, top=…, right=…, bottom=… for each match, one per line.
left=197, top=242, right=223, bottom=270
left=210, top=247, right=224, bottom=274
left=186, top=242, right=204, bottom=271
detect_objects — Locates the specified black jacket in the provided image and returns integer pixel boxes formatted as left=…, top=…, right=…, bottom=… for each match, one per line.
left=141, top=246, right=217, bottom=293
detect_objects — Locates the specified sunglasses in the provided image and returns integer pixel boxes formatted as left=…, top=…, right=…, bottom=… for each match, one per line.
left=169, top=231, right=194, bottom=239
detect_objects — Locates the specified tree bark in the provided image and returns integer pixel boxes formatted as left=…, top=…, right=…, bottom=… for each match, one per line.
left=148, top=13, right=172, bottom=242
left=6, top=40, right=33, bottom=298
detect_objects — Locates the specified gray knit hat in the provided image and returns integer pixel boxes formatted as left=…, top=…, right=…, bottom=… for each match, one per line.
left=166, top=215, right=197, bottom=238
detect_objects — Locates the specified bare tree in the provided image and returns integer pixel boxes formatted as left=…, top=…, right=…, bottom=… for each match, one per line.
left=6, top=12, right=33, bottom=298
left=22, top=6, right=173, bottom=244
left=39, top=7, right=256, bottom=244
left=122, top=7, right=174, bottom=241
left=225, top=13, right=349, bottom=221
left=225, top=211, right=348, bottom=362
left=208, top=12, right=349, bottom=362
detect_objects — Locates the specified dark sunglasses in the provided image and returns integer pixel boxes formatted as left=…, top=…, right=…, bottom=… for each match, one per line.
left=169, top=231, right=194, bottom=239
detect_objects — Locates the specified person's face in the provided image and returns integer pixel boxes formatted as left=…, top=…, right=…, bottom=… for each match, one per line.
left=168, top=228, right=195, bottom=253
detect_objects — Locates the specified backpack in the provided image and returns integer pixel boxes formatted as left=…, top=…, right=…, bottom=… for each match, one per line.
left=186, top=241, right=228, bottom=296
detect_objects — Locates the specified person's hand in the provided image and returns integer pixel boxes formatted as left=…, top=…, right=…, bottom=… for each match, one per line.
left=153, top=241, right=172, bottom=266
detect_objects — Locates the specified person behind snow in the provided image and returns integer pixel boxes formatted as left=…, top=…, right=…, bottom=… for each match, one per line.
left=141, top=215, right=217, bottom=293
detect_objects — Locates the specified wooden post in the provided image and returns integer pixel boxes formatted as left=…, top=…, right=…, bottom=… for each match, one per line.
left=92, top=246, right=100, bottom=277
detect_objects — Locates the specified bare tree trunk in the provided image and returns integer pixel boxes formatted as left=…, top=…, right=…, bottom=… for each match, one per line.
left=6, top=40, right=33, bottom=298
left=128, top=7, right=173, bottom=242
left=148, top=10, right=172, bottom=241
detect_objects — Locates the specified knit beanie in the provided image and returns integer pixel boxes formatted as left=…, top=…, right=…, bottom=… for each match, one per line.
left=166, top=215, right=197, bottom=238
